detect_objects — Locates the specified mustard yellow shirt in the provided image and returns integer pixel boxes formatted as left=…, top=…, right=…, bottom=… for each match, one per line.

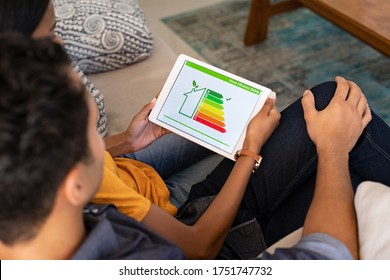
left=91, top=152, right=177, bottom=221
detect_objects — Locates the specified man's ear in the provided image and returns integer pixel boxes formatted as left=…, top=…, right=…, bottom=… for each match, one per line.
left=61, top=164, right=88, bottom=206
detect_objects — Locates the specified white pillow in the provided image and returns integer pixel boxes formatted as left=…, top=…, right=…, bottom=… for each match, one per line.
left=355, top=181, right=390, bottom=259
left=53, top=0, right=153, bottom=74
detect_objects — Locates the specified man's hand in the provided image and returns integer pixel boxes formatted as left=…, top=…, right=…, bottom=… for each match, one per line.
left=301, top=76, right=372, bottom=157
left=243, top=92, right=281, bottom=154
left=123, top=98, right=170, bottom=152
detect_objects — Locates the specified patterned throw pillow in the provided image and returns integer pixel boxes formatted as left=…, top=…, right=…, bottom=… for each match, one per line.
left=53, top=0, right=153, bottom=74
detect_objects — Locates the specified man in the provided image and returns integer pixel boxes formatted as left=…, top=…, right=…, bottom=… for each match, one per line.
left=0, top=33, right=184, bottom=259
left=0, top=33, right=375, bottom=259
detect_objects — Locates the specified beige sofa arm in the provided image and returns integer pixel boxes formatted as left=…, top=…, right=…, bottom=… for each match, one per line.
left=266, top=227, right=302, bottom=254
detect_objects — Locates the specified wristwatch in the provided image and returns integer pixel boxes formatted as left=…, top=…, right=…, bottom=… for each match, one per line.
left=234, top=149, right=262, bottom=173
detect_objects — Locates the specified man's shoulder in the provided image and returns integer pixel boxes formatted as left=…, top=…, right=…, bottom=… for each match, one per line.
left=71, top=204, right=186, bottom=260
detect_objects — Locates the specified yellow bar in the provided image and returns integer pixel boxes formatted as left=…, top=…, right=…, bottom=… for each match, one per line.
left=199, top=103, right=224, bottom=116
left=199, top=107, right=225, bottom=122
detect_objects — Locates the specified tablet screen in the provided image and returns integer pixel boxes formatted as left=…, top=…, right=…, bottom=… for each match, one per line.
left=152, top=55, right=270, bottom=158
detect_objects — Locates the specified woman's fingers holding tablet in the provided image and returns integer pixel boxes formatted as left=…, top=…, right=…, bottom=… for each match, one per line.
left=243, top=92, right=280, bottom=153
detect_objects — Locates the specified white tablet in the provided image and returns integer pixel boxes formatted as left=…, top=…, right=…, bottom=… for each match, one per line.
left=149, top=54, right=272, bottom=160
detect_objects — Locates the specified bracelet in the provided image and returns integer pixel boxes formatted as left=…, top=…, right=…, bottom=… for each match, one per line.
left=234, top=149, right=262, bottom=173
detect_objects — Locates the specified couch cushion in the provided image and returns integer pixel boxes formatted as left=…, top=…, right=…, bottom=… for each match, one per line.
left=266, top=228, right=302, bottom=254
left=88, top=33, right=177, bottom=136
left=53, top=0, right=153, bottom=74
left=355, top=181, right=390, bottom=259
left=267, top=181, right=390, bottom=259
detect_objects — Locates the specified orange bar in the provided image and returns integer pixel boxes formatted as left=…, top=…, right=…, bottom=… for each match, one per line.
left=195, top=112, right=225, bottom=128
left=198, top=107, right=225, bottom=122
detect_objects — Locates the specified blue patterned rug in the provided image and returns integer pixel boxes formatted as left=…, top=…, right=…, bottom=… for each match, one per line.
left=162, top=0, right=390, bottom=124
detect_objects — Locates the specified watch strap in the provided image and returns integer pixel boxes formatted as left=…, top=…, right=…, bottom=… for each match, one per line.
left=234, top=149, right=262, bottom=173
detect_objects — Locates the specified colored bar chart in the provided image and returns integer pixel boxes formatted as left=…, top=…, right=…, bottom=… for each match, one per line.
left=193, top=89, right=226, bottom=133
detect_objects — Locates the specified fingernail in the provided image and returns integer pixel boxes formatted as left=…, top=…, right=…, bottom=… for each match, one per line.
left=269, top=91, right=276, bottom=100
left=303, top=90, right=310, bottom=96
left=150, top=97, right=157, bottom=104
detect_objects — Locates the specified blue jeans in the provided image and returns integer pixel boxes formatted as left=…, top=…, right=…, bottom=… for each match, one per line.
left=122, top=133, right=223, bottom=208
left=184, top=81, right=390, bottom=247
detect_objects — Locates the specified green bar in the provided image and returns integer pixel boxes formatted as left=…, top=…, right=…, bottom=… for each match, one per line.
left=206, top=89, right=223, bottom=99
left=203, top=98, right=224, bottom=109
left=185, top=60, right=261, bottom=95
left=204, top=93, right=224, bottom=104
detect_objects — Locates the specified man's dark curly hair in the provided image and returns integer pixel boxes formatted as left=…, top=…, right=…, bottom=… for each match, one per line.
left=0, top=33, right=90, bottom=245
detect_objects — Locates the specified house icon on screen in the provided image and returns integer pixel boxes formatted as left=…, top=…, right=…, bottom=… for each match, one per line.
left=179, top=87, right=206, bottom=118
left=179, top=85, right=226, bottom=133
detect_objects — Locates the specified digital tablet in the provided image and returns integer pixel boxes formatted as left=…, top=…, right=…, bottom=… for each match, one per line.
left=149, top=54, right=272, bottom=160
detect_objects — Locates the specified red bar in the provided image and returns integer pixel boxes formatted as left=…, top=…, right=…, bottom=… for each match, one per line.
left=194, top=116, right=226, bottom=133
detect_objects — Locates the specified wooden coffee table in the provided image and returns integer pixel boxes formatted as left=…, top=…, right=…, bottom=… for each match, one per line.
left=244, top=0, right=390, bottom=57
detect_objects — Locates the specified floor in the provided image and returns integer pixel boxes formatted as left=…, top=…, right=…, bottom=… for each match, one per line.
left=138, top=0, right=224, bottom=59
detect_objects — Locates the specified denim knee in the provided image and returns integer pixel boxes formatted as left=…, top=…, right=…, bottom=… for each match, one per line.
left=310, top=81, right=336, bottom=111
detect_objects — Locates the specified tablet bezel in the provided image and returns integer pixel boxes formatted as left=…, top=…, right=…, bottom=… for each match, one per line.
left=148, top=54, right=271, bottom=160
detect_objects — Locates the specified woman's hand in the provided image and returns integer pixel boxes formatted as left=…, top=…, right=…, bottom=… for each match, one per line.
left=104, top=97, right=171, bottom=157
left=123, top=98, right=171, bottom=152
left=242, top=92, right=281, bottom=154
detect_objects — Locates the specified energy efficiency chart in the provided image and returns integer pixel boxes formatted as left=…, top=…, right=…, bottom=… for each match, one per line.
left=179, top=81, right=227, bottom=133
left=193, top=89, right=226, bottom=133
left=155, top=59, right=266, bottom=155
